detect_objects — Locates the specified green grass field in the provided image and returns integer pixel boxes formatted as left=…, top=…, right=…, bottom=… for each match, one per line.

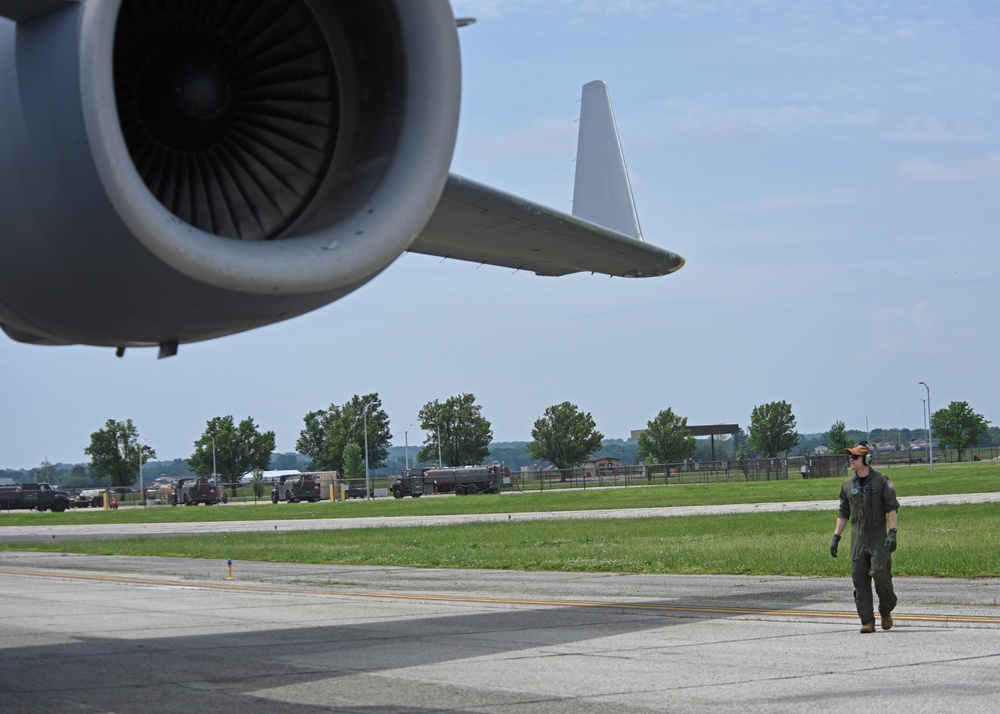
left=3, top=462, right=998, bottom=577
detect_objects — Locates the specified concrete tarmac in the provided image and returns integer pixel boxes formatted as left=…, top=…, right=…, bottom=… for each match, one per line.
left=2, top=551, right=1000, bottom=713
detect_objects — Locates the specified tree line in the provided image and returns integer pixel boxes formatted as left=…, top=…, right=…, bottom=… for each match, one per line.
left=6, top=397, right=993, bottom=489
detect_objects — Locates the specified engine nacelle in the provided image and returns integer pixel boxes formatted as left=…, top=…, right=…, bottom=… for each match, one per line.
left=0, top=0, right=461, bottom=350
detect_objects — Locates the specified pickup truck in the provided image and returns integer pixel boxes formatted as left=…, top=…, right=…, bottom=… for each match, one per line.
left=0, top=483, right=71, bottom=512
left=271, top=474, right=321, bottom=503
left=170, top=478, right=219, bottom=505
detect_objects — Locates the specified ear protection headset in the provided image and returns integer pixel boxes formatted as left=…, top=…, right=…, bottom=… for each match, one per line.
left=857, top=440, right=875, bottom=466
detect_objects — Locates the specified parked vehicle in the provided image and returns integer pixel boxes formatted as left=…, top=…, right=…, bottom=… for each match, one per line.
left=0, top=483, right=72, bottom=512
left=74, top=488, right=108, bottom=508
left=271, top=474, right=321, bottom=503
left=391, top=464, right=507, bottom=498
left=342, top=480, right=374, bottom=499
left=170, top=478, right=219, bottom=505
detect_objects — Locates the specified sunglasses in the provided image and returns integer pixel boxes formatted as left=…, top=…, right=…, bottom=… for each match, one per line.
left=848, top=454, right=861, bottom=460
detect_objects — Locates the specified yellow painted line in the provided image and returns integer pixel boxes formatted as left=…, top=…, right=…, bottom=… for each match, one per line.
left=3, top=567, right=1000, bottom=625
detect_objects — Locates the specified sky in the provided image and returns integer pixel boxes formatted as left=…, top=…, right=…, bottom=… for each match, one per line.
left=2, top=0, right=998, bottom=470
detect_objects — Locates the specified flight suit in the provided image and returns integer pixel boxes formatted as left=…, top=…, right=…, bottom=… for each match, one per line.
left=838, top=469, right=900, bottom=624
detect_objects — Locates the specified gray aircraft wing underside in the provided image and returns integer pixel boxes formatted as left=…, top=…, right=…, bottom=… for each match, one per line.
left=414, top=174, right=684, bottom=278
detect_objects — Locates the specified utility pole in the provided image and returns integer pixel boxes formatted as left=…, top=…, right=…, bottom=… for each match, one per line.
left=405, top=423, right=414, bottom=470
left=919, top=382, right=933, bottom=472
left=362, top=400, right=375, bottom=500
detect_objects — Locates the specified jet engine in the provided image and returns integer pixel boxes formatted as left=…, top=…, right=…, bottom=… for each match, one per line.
left=0, top=0, right=461, bottom=353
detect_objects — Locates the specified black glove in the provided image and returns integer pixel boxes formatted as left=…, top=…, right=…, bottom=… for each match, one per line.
left=885, top=528, right=897, bottom=552
left=830, top=533, right=841, bottom=558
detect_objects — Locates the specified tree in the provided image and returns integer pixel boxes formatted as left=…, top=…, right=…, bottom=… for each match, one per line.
left=250, top=470, right=266, bottom=503
left=418, top=394, right=493, bottom=467
left=827, top=421, right=853, bottom=454
left=748, top=401, right=799, bottom=457
left=270, top=453, right=300, bottom=470
left=735, top=442, right=750, bottom=480
left=342, top=442, right=365, bottom=480
left=295, top=394, right=391, bottom=473
left=931, top=401, right=990, bottom=462
left=527, top=402, right=604, bottom=480
left=61, top=464, right=97, bottom=489
left=636, top=408, right=696, bottom=465
left=85, top=419, right=156, bottom=489
left=189, top=416, right=275, bottom=492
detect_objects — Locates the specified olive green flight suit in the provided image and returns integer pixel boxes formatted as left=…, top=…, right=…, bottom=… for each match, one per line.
left=838, top=469, right=900, bottom=624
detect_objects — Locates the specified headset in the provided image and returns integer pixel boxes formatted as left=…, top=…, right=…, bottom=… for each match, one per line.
left=856, top=440, right=875, bottom=466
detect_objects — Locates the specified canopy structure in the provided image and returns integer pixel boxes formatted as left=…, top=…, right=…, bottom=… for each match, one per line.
left=631, top=424, right=740, bottom=461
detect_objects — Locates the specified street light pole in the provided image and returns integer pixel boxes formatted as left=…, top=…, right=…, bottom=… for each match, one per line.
left=919, top=381, right=933, bottom=472
left=921, top=398, right=928, bottom=454
left=211, top=434, right=218, bottom=490
left=138, top=445, right=144, bottom=507
left=362, top=400, right=375, bottom=500
left=405, top=423, right=414, bottom=470
left=138, top=437, right=148, bottom=507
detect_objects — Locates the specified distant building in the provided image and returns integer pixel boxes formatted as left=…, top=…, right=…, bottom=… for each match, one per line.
left=581, top=457, right=619, bottom=478
left=239, top=469, right=302, bottom=484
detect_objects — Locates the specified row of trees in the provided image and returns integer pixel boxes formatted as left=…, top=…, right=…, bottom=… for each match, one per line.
left=77, top=398, right=991, bottom=489
left=83, top=416, right=274, bottom=491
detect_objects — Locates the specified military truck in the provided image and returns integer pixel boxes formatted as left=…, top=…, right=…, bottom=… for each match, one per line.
left=170, top=478, right=219, bottom=505
left=74, top=488, right=108, bottom=508
left=390, top=464, right=507, bottom=498
left=271, top=473, right=321, bottom=503
left=0, top=483, right=71, bottom=512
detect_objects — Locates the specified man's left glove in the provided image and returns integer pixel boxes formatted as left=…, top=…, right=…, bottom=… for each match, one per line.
left=885, top=528, right=897, bottom=552
left=830, top=534, right=841, bottom=558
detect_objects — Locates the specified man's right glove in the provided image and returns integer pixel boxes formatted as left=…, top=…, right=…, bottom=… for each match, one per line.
left=885, top=528, right=897, bottom=552
left=830, top=533, right=841, bottom=558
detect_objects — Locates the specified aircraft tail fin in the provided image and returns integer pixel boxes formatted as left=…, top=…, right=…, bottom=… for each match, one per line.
left=572, top=80, right=643, bottom=240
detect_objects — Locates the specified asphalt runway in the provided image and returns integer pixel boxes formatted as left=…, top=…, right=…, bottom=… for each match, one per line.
left=3, top=495, right=1000, bottom=711
left=2, top=552, right=1000, bottom=713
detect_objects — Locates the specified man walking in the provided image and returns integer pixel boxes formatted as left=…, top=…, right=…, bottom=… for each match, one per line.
left=830, top=441, right=899, bottom=633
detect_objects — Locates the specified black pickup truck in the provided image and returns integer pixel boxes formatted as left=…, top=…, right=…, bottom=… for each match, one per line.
left=0, top=483, right=72, bottom=512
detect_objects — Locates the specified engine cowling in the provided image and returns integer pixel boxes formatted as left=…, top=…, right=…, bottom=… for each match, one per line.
left=0, top=0, right=461, bottom=351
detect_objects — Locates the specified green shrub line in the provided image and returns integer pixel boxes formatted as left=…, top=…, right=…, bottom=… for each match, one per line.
left=3, top=463, right=999, bottom=577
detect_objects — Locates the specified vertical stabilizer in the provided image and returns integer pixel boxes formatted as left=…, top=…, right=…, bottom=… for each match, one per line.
left=572, top=80, right=642, bottom=240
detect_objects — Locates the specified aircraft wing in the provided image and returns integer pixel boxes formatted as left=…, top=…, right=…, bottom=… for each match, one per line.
left=0, top=5, right=684, bottom=353
left=413, top=174, right=683, bottom=277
